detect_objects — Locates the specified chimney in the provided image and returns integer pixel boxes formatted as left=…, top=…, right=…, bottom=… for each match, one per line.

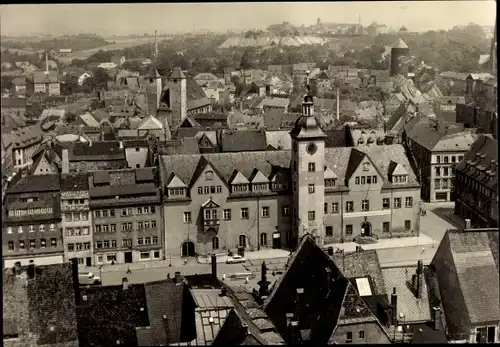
left=174, top=271, right=183, bottom=283
left=390, top=287, right=397, bottom=325
left=119, top=141, right=124, bottom=149
left=122, top=277, right=129, bottom=290
left=71, top=258, right=80, bottom=305
left=432, top=307, right=442, bottom=331
left=416, top=260, right=423, bottom=299
left=45, top=52, right=49, bottom=73
left=465, top=219, right=471, bottom=229
left=27, top=263, right=35, bottom=279
left=61, top=148, right=70, bottom=174
left=325, top=267, right=332, bottom=293
left=211, top=254, right=217, bottom=281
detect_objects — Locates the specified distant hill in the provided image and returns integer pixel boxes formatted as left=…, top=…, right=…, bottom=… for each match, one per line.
left=220, top=35, right=325, bottom=48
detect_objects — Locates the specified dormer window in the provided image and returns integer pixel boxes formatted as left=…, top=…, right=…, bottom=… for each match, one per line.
left=205, top=171, right=214, bottom=180
left=169, top=188, right=186, bottom=197
left=252, top=183, right=269, bottom=192
left=232, top=184, right=248, bottom=193
left=392, top=175, right=408, bottom=184
left=325, top=179, right=336, bottom=187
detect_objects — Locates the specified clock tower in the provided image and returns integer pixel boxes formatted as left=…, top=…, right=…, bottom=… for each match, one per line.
left=289, top=72, right=327, bottom=248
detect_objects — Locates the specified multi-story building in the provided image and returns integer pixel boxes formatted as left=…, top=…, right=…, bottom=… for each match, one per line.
left=61, top=173, right=94, bottom=267
left=2, top=174, right=63, bottom=267
left=61, top=141, right=129, bottom=173
left=89, top=167, right=162, bottom=265
left=454, top=134, right=498, bottom=228
left=405, top=118, right=478, bottom=202
left=33, top=71, right=61, bottom=96
left=10, top=124, right=44, bottom=170
left=160, top=86, right=421, bottom=257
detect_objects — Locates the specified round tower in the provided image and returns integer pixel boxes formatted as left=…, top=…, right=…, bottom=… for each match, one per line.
left=390, top=38, right=410, bottom=77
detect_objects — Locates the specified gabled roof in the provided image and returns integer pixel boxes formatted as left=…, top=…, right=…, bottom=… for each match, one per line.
left=137, top=114, right=163, bottom=130
left=393, top=38, right=409, bottom=49
left=11, top=123, right=43, bottom=149
left=324, top=166, right=338, bottom=179
left=167, top=174, right=187, bottom=188
left=249, top=169, right=270, bottom=184
left=220, top=129, right=268, bottom=152
left=7, top=174, right=60, bottom=194
left=61, top=172, right=89, bottom=191
left=388, top=161, right=408, bottom=176
left=230, top=170, right=250, bottom=185
left=432, top=230, right=500, bottom=336
left=202, top=197, right=220, bottom=208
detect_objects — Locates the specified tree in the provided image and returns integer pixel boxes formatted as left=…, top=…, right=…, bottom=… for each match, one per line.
left=240, top=49, right=258, bottom=69
left=91, top=67, right=109, bottom=91
left=121, top=60, right=144, bottom=73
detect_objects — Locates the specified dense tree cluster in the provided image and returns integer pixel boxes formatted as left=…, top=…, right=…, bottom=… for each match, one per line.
left=1, top=34, right=110, bottom=52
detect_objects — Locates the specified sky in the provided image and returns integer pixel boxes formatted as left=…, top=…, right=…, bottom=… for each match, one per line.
left=0, top=1, right=496, bottom=37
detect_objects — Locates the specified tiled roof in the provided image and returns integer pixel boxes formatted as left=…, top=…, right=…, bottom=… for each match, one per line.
left=263, top=109, right=286, bottom=130
left=79, top=113, right=100, bottom=128
left=455, top=134, right=497, bottom=190
left=11, top=123, right=43, bottom=149
left=61, top=173, right=89, bottom=191
left=382, top=266, right=432, bottom=323
left=90, top=183, right=158, bottom=198
left=7, top=174, right=60, bottom=194
left=160, top=138, right=200, bottom=155
left=1, top=111, right=27, bottom=130
left=170, top=67, right=186, bottom=79
left=70, top=141, right=126, bottom=161
left=160, top=144, right=418, bottom=189
left=258, top=98, right=290, bottom=109
left=220, top=129, right=268, bottom=152
left=77, top=284, right=150, bottom=346
left=265, top=130, right=292, bottom=150
left=324, top=128, right=347, bottom=147
left=3, top=263, right=79, bottom=346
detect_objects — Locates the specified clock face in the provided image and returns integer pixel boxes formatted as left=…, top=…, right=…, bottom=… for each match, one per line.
left=307, top=142, right=317, bottom=155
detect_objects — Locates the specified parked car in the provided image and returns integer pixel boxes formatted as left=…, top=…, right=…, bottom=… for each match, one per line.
left=226, top=255, right=246, bottom=264
left=78, top=272, right=101, bottom=286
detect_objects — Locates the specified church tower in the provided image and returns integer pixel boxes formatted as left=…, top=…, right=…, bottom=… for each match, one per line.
left=289, top=72, right=327, bottom=248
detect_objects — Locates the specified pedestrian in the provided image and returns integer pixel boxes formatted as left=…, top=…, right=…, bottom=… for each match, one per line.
left=111, top=260, right=115, bottom=266
left=126, top=266, right=131, bottom=274
left=184, top=258, right=187, bottom=265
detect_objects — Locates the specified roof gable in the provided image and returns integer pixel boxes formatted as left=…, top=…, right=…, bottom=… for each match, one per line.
left=167, top=174, right=187, bottom=188
left=388, top=161, right=408, bottom=176
left=201, top=197, right=220, bottom=208
left=249, top=169, right=270, bottom=184
left=138, top=115, right=163, bottom=130
left=230, top=170, right=250, bottom=185
left=324, top=166, right=338, bottom=179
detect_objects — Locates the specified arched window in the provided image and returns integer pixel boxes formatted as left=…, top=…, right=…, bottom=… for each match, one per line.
left=212, top=237, right=219, bottom=250
left=260, top=233, right=267, bottom=246
left=239, top=235, right=247, bottom=248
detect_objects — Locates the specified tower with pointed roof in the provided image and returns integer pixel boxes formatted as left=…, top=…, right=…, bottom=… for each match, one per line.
left=146, top=30, right=163, bottom=115
left=166, top=67, right=187, bottom=129
left=289, top=71, right=327, bottom=248
left=390, top=38, right=410, bottom=77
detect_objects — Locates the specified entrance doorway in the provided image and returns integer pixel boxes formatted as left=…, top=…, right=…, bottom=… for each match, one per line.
left=238, top=235, right=247, bottom=248
left=86, top=257, right=92, bottom=267
left=124, top=252, right=133, bottom=263
left=361, top=222, right=372, bottom=237
left=272, top=232, right=281, bottom=249
left=182, top=241, right=196, bottom=257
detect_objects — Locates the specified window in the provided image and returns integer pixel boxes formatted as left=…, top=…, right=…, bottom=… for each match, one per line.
left=137, top=207, right=143, bottom=214
left=360, top=176, right=366, bottom=184
left=405, top=220, right=411, bottom=231
left=110, top=224, right=116, bottom=232
left=76, top=243, right=83, bottom=250
left=324, top=203, right=328, bottom=214
left=137, top=221, right=144, bottom=230
left=361, top=200, right=370, bottom=212
left=111, top=240, right=117, bottom=248
left=183, top=212, right=192, bottom=223
left=366, top=176, right=372, bottom=184
left=29, top=224, right=34, bottom=232
left=101, top=210, right=107, bottom=218
left=110, top=209, right=115, bottom=217
left=405, top=197, right=413, bottom=208
left=144, top=237, right=151, bottom=245
left=223, top=209, right=231, bottom=220
left=68, top=243, right=74, bottom=251
left=19, top=240, right=25, bottom=249
left=121, top=209, right=129, bottom=217
left=212, top=236, right=219, bottom=249
left=102, top=225, right=108, bottom=233
left=458, top=155, right=463, bottom=162
left=122, top=239, right=131, bottom=247
left=96, top=241, right=102, bottom=249
left=346, top=331, right=353, bottom=343
left=261, top=207, right=270, bottom=218
left=435, top=167, right=441, bottom=176
left=144, top=221, right=150, bottom=229
left=241, top=208, right=249, bottom=219
left=82, top=212, right=89, bottom=221
left=50, top=238, right=57, bottom=247
left=260, top=233, right=267, bottom=246
left=362, top=162, right=370, bottom=171
left=205, top=171, right=214, bottom=180
left=435, top=179, right=441, bottom=189
left=355, top=176, right=360, bottom=184
left=326, top=226, right=333, bottom=237
left=443, top=167, right=449, bottom=176
left=346, top=201, right=353, bottom=212
left=204, top=186, right=210, bottom=194
left=325, top=178, right=336, bottom=187
left=97, top=255, right=103, bottom=263
left=198, top=187, right=203, bottom=195
left=152, top=236, right=158, bottom=244
left=436, top=155, right=441, bottom=163
left=372, top=175, right=377, bottom=184
left=65, top=213, right=72, bottom=221
left=444, top=156, right=449, bottom=164
left=107, top=254, right=117, bottom=262
left=84, top=242, right=90, bottom=250
left=282, top=206, right=290, bottom=216
left=308, top=211, right=315, bottom=221
left=29, top=239, right=35, bottom=249
left=210, top=186, right=216, bottom=194
left=382, top=198, right=390, bottom=209
left=308, top=162, right=316, bottom=172
left=216, top=186, right=222, bottom=193
left=345, top=225, right=353, bottom=235
left=7, top=226, right=12, bottom=234
left=394, top=198, right=401, bottom=208
left=18, top=225, right=23, bottom=233
left=94, top=210, right=101, bottom=218
left=308, top=184, right=315, bottom=193
left=442, top=179, right=449, bottom=189
left=383, top=222, right=390, bottom=233
left=8, top=241, right=14, bottom=250
left=331, top=203, right=339, bottom=213
left=103, top=240, right=110, bottom=248
left=359, top=331, right=365, bottom=339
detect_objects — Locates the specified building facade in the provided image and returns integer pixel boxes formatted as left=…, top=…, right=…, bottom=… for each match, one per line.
left=454, top=134, right=498, bottom=228
left=2, top=175, right=64, bottom=267
left=61, top=173, right=94, bottom=267
left=161, top=88, right=421, bottom=258
left=33, top=71, right=61, bottom=96
left=89, top=167, right=163, bottom=265
left=405, top=118, right=477, bottom=202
